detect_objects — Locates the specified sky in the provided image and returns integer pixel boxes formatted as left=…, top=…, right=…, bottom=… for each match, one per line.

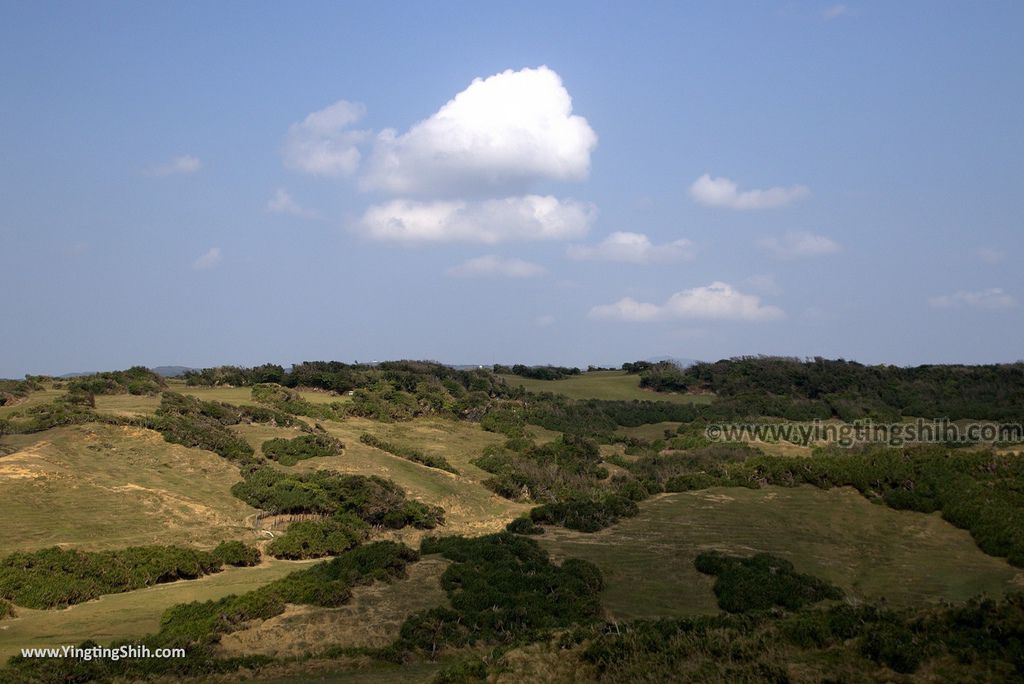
left=1, top=1, right=1022, bottom=377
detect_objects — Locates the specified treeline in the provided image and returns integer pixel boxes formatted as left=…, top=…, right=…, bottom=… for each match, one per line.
left=678, top=356, right=1024, bottom=421
left=493, top=364, right=582, bottom=381
left=231, top=466, right=444, bottom=529
left=0, top=542, right=259, bottom=609
left=358, top=433, right=458, bottom=473
left=185, top=360, right=510, bottom=397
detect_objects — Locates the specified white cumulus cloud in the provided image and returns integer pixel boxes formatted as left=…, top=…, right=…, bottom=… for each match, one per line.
left=147, top=155, right=202, bottom=176
left=758, top=231, right=841, bottom=258
left=447, top=255, right=545, bottom=278
left=361, top=66, right=597, bottom=196
left=689, top=174, right=809, bottom=210
left=928, top=288, right=1016, bottom=310
left=266, top=188, right=320, bottom=219
left=590, top=281, right=784, bottom=322
left=283, top=100, right=369, bottom=177
left=192, top=247, right=222, bottom=270
left=567, top=232, right=694, bottom=263
left=355, top=195, right=595, bottom=244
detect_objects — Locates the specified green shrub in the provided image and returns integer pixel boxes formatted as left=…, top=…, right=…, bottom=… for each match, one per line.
left=231, top=466, right=444, bottom=529
left=506, top=517, right=544, bottom=535
left=694, top=551, right=843, bottom=613
left=266, top=515, right=369, bottom=559
left=397, top=534, right=604, bottom=652
left=262, top=433, right=343, bottom=466
left=0, top=545, right=237, bottom=609
left=529, top=496, right=639, bottom=533
left=211, top=541, right=261, bottom=567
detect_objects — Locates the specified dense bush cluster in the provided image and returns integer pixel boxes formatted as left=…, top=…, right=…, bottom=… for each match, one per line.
left=473, top=434, right=608, bottom=503
left=132, top=391, right=308, bottom=464
left=0, top=378, right=40, bottom=406
left=0, top=394, right=101, bottom=435
left=231, top=466, right=444, bottom=529
left=359, top=433, right=459, bottom=473
left=493, top=364, right=582, bottom=381
left=579, top=593, right=1024, bottom=681
left=210, top=541, right=261, bottom=567
left=528, top=496, right=639, bottom=533
left=694, top=551, right=843, bottom=613
left=394, top=534, right=603, bottom=653
left=265, top=514, right=370, bottom=559
left=0, top=542, right=259, bottom=609
left=262, top=433, right=343, bottom=465
left=67, top=366, right=165, bottom=396
left=637, top=361, right=691, bottom=393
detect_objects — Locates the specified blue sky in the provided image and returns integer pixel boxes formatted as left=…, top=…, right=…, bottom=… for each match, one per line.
left=2, top=1, right=1022, bottom=377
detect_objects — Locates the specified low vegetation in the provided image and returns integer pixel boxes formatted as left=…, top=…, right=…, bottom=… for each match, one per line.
left=265, top=514, right=370, bottom=560
left=394, top=533, right=603, bottom=654
left=578, top=593, right=1024, bottom=680
left=262, top=433, right=343, bottom=465
left=359, top=433, right=459, bottom=473
left=693, top=551, right=844, bottom=613
left=231, top=466, right=445, bottom=529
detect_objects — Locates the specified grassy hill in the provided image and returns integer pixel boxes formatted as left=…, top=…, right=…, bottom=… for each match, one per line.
left=540, top=486, right=1023, bottom=620
left=0, top=424, right=256, bottom=552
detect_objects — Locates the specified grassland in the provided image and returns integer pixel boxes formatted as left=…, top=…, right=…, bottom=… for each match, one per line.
left=0, top=558, right=318, bottom=660
left=0, top=424, right=257, bottom=552
left=500, top=370, right=712, bottom=404
left=0, top=387, right=66, bottom=419
left=171, top=381, right=349, bottom=407
left=540, top=486, right=1023, bottom=620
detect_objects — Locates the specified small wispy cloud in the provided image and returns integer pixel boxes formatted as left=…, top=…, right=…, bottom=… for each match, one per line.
left=975, top=247, right=1005, bottom=264
left=534, top=314, right=556, bottom=327
left=446, top=255, right=545, bottom=278
left=282, top=100, right=369, bottom=177
left=928, top=288, right=1015, bottom=310
left=147, top=155, right=202, bottom=177
left=821, top=4, right=849, bottom=21
left=567, top=232, right=694, bottom=264
left=266, top=188, right=320, bottom=219
left=192, top=247, right=222, bottom=270
left=758, top=231, right=841, bottom=259
left=689, top=174, right=809, bottom=210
